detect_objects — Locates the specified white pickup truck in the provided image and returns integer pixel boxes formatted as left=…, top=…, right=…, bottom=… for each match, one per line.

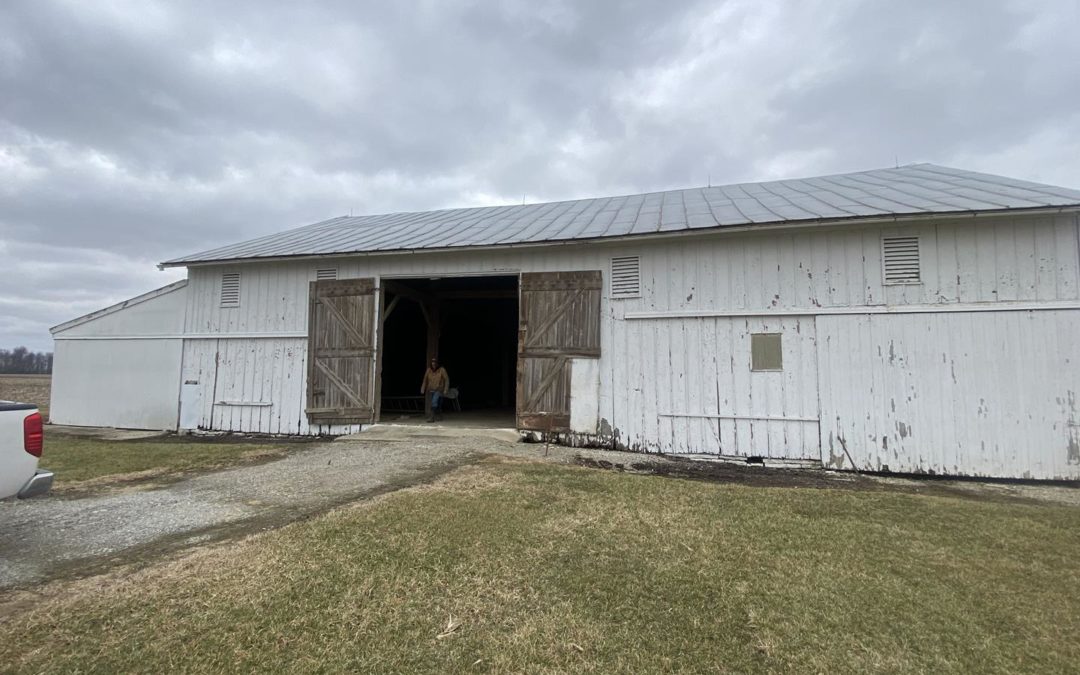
left=0, top=402, right=53, bottom=499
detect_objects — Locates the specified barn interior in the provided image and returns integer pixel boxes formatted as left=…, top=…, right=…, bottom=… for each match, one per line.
left=378, top=275, right=518, bottom=426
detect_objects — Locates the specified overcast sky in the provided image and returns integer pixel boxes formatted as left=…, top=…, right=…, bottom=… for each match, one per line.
left=2, top=0, right=1079, bottom=351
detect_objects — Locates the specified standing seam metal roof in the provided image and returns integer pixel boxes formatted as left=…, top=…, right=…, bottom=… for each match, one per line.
left=162, top=164, right=1080, bottom=266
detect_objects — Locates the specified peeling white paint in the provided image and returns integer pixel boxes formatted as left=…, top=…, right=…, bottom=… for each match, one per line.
left=569, top=358, right=600, bottom=434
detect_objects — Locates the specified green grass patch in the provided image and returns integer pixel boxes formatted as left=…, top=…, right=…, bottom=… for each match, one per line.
left=42, top=432, right=289, bottom=487
left=3, top=459, right=1079, bottom=673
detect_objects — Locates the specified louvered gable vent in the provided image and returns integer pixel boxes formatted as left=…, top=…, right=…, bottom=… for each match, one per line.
left=220, top=272, right=241, bottom=307
left=882, top=236, right=921, bottom=284
left=315, top=268, right=338, bottom=280
left=610, top=256, right=641, bottom=298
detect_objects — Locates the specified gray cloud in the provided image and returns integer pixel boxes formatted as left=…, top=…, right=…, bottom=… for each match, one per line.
left=1, top=0, right=1078, bottom=350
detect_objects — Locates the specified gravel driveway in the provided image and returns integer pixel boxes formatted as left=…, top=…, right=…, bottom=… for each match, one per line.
left=4, top=426, right=1074, bottom=592
left=0, top=431, right=516, bottom=590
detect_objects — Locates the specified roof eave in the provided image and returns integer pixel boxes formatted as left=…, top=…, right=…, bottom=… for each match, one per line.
left=158, top=204, right=1080, bottom=269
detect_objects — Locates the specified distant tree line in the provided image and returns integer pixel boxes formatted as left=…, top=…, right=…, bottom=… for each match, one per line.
left=0, top=347, right=53, bottom=374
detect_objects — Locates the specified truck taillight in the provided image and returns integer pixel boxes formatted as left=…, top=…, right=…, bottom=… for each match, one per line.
left=24, top=412, right=43, bottom=457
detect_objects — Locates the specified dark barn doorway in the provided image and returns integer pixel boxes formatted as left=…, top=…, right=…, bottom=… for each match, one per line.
left=378, top=275, right=518, bottom=427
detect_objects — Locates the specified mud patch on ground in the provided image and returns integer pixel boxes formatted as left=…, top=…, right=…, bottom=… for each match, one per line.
left=574, top=455, right=868, bottom=489
left=572, top=454, right=1080, bottom=507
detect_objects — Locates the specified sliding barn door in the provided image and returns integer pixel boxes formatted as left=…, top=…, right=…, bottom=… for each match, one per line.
left=306, top=278, right=377, bottom=425
left=517, top=271, right=602, bottom=431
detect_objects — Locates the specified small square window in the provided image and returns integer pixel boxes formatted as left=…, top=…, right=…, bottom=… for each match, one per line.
left=751, top=333, right=782, bottom=371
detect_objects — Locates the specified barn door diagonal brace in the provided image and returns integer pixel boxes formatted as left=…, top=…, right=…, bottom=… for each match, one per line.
left=314, top=360, right=367, bottom=408
left=318, top=294, right=370, bottom=348
left=524, top=288, right=585, bottom=349
left=524, top=355, right=569, bottom=412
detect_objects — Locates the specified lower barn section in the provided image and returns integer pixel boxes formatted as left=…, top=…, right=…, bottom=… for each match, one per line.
left=179, top=338, right=362, bottom=436
left=164, top=308, right=1080, bottom=481
left=818, top=310, right=1080, bottom=480
left=609, top=315, right=821, bottom=458
left=606, top=308, right=1080, bottom=480
left=50, top=338, right=183, bottom=430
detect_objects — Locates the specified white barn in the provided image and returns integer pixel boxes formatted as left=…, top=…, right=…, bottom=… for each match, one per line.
left=51, top=164, right=1080, bottom=480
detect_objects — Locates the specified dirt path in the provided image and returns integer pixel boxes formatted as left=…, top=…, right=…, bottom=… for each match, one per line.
left=0, top=434, right=505, bottom=590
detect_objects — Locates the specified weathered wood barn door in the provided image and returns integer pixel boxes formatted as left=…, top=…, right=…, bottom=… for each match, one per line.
left=517, top=271, right=602, bottom=431
left=306, top=278, right=377, bottom=425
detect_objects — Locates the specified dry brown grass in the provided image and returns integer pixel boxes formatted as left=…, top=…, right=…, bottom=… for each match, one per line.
left=2, top=458, right=1079, bottom=673
left=0, top=374, right=50, bottom=419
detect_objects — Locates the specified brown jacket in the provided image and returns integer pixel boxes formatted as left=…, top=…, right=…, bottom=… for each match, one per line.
left=420, top=366, right=449, bottom=394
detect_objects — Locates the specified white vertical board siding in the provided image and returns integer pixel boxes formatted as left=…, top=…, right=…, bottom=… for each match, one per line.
left=818, top=310, right=1080, bottom=479
left=613, top=316, right=819, bottom=458
left=569, top=358, right=600, bottom=434
left=50, top=339, right=183, bottom=430
left=180, top=338, right=363, bottom=436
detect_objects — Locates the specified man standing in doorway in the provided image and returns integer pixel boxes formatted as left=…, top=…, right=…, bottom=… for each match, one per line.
left=421, top=357, right=449, bottom=423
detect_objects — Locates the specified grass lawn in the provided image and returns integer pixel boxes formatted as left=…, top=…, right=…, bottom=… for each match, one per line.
left=2, top=458, right=1078, bottom=673
left=42, top=432, right=290, bottom=489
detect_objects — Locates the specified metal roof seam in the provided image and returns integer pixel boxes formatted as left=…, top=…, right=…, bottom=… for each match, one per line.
left=839, top=173, right=980, bottom=210
left=811, top=175, right=922, bottom=213
left=412, top=203, right=521, bottom=250
left=722, top=183, right=786, bottom=222
left=548, top=195, right=614, bottom=241
left=763, top=178, right=860, bottom=217
left=879, top=169, right=1032, bottom=209
left=705, top=186, right=752, bottom=224
left=908, top=165, right=1080, bottom=201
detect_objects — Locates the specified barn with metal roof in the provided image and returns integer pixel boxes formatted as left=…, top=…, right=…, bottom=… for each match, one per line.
left=53, top=164, right=1080, bottom=479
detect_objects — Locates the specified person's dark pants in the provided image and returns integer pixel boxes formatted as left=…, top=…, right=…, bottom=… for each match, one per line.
left=427, top=391, right=443, bottom=421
